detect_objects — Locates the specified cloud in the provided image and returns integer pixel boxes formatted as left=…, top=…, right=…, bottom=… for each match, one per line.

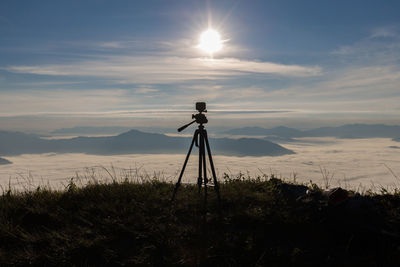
left=98, top=41, right=128, bottom=49
left=0, top=37, right=321, bottom=120
left=245, top=65, right=400, bottom=114
left=316, top=66, right=400, bottom=96
left=2, top=138, right=400, bottom=191
left=135, top=87, right=160, bottom=94
left=268, top=29, right=400, bottom=113
left=2, top=31, right=400, bottom=128
left=369, top=26, right=399, bottom=39
left=332, top=27, right=400, bottom=66
left=0, top=89, right=132, bottom=115
left=5, top=55, right=321, bottom=84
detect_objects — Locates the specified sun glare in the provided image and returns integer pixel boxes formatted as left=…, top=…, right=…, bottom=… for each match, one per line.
left=198, top=29, right=223, bottom=55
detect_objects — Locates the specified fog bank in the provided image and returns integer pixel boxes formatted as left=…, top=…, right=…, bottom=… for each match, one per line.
left=1, top=138, right=399, bottom=192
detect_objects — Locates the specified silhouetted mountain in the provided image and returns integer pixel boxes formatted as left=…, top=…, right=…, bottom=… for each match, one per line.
left=225, top=124, right=400, bottom=139
left=304, top=124, right=400, bottom=138
left=211, top=138, right=293, bottom=156
left=263, top=136, right=297, bottom=143
left=51, top=126, right=133, bottom=135
left=51, top=126, right=177, bottom=135
left=0, top=157, right=12, bottom=165
left=0, top=130, right=293, bottom=157
left=0, top=131, right=50, bottom=155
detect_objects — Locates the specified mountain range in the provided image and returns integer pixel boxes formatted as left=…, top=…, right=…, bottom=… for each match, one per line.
left=0, top=130, right=293, bottom=157
left=223, top=124, right=400, bottom=139
left=0, top=157, right=12, bottom=165
left=51, top=126, right=134, bottom=135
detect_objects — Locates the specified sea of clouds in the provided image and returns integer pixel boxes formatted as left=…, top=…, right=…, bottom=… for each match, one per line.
left=1, top=137, right=400, bottom=192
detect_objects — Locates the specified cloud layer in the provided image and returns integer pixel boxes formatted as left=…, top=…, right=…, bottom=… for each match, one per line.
left=2, top=138, right=400, bottom=192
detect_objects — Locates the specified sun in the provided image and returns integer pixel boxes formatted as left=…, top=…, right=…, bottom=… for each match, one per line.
left=197, top=29, right=223, bottom=55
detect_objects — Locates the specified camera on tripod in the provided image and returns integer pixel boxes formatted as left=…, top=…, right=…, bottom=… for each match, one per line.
left=177, top=102, right=209, bottom=132
left=172, top=101, right=221, bottom=202
left=193, top=102, right=208, bottom=124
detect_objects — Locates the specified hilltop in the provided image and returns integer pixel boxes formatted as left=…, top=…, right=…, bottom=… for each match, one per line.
left=0, top=157, right=12, bottom=165
left=0, top=176, right=399, bottom=266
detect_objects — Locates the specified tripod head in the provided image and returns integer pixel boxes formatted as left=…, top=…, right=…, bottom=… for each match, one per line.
left=177, top=102, right=208, bottom=132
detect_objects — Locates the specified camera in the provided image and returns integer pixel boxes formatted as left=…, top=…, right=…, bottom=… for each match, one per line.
left=196, top=102, right=206, bottom=113
left=177, top=102, right=209, bottom=132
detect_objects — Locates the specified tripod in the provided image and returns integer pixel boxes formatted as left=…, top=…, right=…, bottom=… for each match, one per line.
left=172, top=123, right=221, bottom=203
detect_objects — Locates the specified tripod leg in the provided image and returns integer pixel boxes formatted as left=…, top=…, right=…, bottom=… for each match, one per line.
left=201, top=130, right=208, bottom=207
left=204, top=131, right=221, bottom=202
left=172, top=130, right=198, bottom=201
left=197, top=131, right=203, bottom=195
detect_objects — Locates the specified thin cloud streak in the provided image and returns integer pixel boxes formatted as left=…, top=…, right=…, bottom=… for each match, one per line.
left=6, top=56, right=321, bottom=84
left=0, top=108, right=293, bottom=118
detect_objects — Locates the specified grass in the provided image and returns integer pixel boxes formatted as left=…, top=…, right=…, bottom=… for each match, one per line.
left=0, top=174, right=400, bottom=266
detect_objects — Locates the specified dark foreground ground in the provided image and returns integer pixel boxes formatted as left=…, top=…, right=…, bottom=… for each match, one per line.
left=1, top=176, right=400, bottom=266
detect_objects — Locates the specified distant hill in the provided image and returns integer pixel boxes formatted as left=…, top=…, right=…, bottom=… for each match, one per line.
left=224, top=124, right=400, bottom=139
left=211, top=137, right=293, bottom=156
left=304, top=124, right=400, bottom=138
left=223, top=126, right=304, bottom=138
left=0, top=157, right=12, bottom=165
left=51, top=126, right=134, bottom=135
left=0, top=130, right=293, bottom=157
left=51, top=126, right=177, bottom=136
left=263, top=136, right=297, bottom=143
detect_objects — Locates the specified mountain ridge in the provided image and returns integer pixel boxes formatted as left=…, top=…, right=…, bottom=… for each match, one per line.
left=223, top=124, right=400, bottom=139
left=0, top=157, right=12, bottom=165
left=0, top=129, right=293, bottom=157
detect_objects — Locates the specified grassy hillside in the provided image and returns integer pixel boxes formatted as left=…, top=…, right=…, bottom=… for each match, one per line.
left=0, top=176, right=400, bottom=266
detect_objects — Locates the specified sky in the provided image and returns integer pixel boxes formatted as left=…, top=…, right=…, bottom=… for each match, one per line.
left=1, top=0, right=400, bottom=131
